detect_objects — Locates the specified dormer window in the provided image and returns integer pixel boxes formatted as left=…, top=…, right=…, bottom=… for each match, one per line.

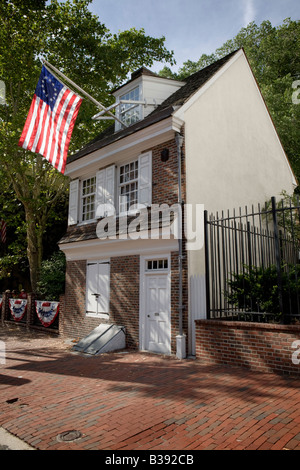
left=119, top=86, right=141, bottom=127
left=111, top=67, right=185, bottom=132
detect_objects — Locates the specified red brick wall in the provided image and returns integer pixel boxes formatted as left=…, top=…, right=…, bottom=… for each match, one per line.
left=152, top=138, right=180, bottom=206
left=61, top=260, right=101, bottom=339
left=60, top=133, right=189, bottom=354
left=110, top=255, right=140, bottom=349
left=62, top=253, right=188, bottom=355
left=152, top=136, right=189, bottom=353
left=171, top=251, right=188, bottom=353
left=195, top=320, right=300, bottom=376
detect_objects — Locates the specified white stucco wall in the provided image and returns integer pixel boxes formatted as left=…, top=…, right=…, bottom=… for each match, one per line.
left=177, top=50, right=296, bottom=278
left=176, top=50, right=297, bottom=354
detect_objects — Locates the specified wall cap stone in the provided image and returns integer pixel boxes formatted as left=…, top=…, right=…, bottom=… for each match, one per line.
left=195, top=319, right=300, bottom=332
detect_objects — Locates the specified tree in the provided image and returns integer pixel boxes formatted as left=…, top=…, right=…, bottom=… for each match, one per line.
left=159, top=19, right=300, bottom=182
left=0, top=0, right=174, bottom=292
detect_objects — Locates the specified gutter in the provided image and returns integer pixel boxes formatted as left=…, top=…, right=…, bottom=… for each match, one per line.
left=175, top=132, right=186, bottom=359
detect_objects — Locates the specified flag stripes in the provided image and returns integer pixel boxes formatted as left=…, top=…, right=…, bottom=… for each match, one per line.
left=18, top=66, right=82, bottom=174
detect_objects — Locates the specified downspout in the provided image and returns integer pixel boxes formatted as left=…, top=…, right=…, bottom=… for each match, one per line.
left=175, top=132, right=186, bottom=359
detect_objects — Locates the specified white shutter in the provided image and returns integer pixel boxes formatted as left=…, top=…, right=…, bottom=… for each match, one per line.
left=96, top=169, right=106, bottom=205
left=86, top=261, right=110, bottom=316
left=97, top=263, right=110, bottom=314
left=95, top=169, right=106, bottom=218
left=104, top=165, right=116, bottom=216
left=68, top=179, right=79, bottom=226
left=95, top=166, right=116, bottom=218
left=86, top=262, right=98, bottom=314
left=138, top=152, right=152, bottom=207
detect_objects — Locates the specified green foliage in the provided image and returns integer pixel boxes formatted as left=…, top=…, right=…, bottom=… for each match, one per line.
left=226, top=264, right=300, bottom=317
left=36, top=251, right=66, bottom=301
left=0, top=0, right=174, bottom=290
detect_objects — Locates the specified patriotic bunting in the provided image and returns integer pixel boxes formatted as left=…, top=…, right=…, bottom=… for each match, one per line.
left=35, top=301, right=59, bottom=327
left=9, top=299, right=27, bottom=322
left=18, top=65, right=82, bottom=174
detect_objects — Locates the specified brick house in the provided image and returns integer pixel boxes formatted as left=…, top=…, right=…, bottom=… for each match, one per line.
left=59, top=49, right=296, bottom=357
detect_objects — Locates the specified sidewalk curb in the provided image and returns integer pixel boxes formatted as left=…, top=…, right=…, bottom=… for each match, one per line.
left=0, top=427, right=35, bottom=450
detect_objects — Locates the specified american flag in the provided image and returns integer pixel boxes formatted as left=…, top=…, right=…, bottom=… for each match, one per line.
left=18, top=65, right=82, bottom=174
left=0, top=220, right=6, bottom=244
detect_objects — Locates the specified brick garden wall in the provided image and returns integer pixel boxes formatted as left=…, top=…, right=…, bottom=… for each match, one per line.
left=195, top=320, right=300, bottom=376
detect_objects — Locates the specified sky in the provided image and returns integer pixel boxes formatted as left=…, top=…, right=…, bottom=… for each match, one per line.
left=88, top=0, right=300, bottom=73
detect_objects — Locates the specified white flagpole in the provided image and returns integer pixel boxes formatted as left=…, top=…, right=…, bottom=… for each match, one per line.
left=42, top=59, right=127, bottom=128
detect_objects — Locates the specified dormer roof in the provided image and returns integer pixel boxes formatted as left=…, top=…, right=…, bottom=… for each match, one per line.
left=68, top=49, right=239, bottom=164
left=112, top=67, right=160, bottom=93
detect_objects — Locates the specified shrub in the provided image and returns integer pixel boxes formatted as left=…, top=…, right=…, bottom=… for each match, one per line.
left=36, top=251, right=66, bottom=301
left=225, top=264, right=300, bottom=318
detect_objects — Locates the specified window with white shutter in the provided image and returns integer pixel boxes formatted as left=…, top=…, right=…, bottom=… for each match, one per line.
left=118, top=152, right=152, bottom=214
left=72, top=151, right=152, bottom=224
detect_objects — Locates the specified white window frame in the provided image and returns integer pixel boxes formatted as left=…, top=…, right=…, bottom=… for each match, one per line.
left=118, top=151, right=152, bottom=216
left=81, top=176, right=97, bottom=223
left=119, top=86, right=142, bottom=127
left=118, top=158, right=140, bottom=215
left=76, top=151, right=151, bottom=223
left=145, top=258, right=169, bottom=272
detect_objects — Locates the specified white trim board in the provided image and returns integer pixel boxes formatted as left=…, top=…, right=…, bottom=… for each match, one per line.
left=65, top=116, right=184, bottom=179
left=59, top=237, right=178, bottom=261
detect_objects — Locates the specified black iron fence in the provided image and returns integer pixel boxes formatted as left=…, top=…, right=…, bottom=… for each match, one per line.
left=204, top=195, right=300, bottom=324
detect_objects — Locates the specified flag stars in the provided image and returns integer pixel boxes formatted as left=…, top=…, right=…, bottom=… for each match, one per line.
left=20, top=64, right=82, bottom=174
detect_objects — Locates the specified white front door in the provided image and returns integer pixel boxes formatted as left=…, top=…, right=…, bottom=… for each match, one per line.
left=145, top=274, right=171, bottom=354
left=86, top=261, right=110, bottom=317
left=141, top=256, right=171, bottom=354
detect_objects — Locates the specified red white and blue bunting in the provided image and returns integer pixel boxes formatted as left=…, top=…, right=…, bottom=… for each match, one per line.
left=9, top=299, right=27, bottom=321
left=35, top=301, right=59, bottom=327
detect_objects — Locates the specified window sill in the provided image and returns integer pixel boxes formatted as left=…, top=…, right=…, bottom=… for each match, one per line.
left=86, top=313, right=109, bottom=319
left=78, top=219, right=97, bottom=226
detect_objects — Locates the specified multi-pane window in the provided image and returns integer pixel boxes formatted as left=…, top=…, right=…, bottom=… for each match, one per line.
left=120, top=87, right=140, bottom=126
left=82, top=177, right=96, bottom=221
left=146, top=259, right=169, bottom=271
left=119, top=160, right=139, bottom=213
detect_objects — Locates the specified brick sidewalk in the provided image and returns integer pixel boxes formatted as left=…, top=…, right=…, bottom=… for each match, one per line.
left=0, top=327, right=300, bottom=450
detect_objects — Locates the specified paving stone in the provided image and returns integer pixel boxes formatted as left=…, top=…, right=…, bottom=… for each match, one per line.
left=1, top=327, right=300, bottom=450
